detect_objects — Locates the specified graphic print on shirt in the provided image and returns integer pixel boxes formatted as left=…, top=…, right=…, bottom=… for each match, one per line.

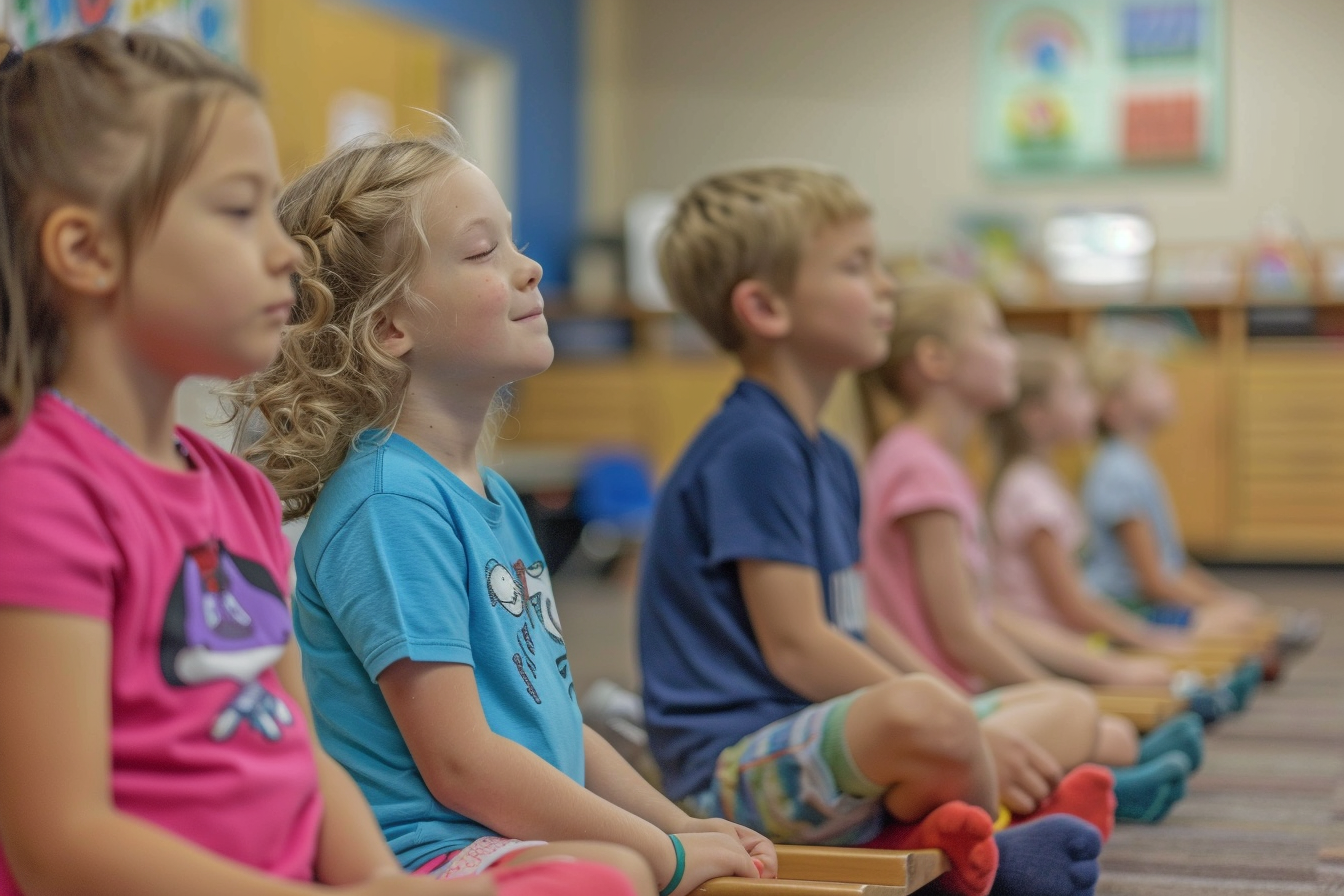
left=159, top=539, right=295, bottom=742
left=485, top=557, right=574, bottom=704
left=828, top=566, right=867, bottom=638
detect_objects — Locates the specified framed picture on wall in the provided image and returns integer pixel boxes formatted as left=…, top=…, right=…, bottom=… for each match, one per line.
left=976, top=0, right=1226, bottom=178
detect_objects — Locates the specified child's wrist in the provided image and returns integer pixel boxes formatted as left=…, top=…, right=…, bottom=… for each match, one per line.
left=659, top=834, right=686, bottom=896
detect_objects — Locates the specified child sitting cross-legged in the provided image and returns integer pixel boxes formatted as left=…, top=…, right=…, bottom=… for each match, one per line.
left=986, top=334, right=1246, bottom=723
left=858, top=283, right=1201, bottom=825
left=639, top=167, right=1109, bottom=896
left=1082, top=341, right=1318, bottom=679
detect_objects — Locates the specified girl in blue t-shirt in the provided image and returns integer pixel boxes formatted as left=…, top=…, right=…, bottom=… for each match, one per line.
left=230, top=129, right=774, bottom=896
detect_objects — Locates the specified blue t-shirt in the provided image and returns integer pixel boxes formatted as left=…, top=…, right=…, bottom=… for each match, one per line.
left=638, top=380, right=868, bottom=801
left=293, top=432, right=583, bottom=871
left=1082, top=437, right=1187, bottom=601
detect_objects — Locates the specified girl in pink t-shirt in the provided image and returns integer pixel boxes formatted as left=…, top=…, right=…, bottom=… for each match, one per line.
left=859, top=283, right=1196, bottom=824
left=0, top=29, right=642, bottom=896
left=987, top=335, right=1195, bottom=658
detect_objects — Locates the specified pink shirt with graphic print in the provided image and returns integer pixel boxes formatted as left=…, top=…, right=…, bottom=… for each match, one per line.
left=861, top=425, right=989, bottom=692
left=0, top=395, right=322, bottom=894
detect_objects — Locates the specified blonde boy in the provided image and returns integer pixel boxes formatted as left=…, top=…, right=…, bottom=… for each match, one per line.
left=637, top=168, right=1106, bottom=896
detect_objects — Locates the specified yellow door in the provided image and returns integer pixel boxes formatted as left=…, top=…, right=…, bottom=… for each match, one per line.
left=246, top=0, right=449, bottom=178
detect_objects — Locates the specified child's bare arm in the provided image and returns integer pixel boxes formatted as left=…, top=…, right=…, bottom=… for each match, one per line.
left=0, top=609, right=485, bottom=896
left=1025, top=528, right=1179, bottom=649
left=738, top=559, right=901, bottom=702
left=0, top=608, right=311, bottom=896
left=1114, top=519, right=1215, bottom=606
left=902, top=510, right=1050, bottom=687
left=274, top=642, right=406, bottom=886
left=379, top=659, right=758, bottom=895
left=864, top=615, right=966, bottom=687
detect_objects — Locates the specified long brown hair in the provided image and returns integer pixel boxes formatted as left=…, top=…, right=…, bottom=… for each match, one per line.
left=0, top=28, right=258, bottom=443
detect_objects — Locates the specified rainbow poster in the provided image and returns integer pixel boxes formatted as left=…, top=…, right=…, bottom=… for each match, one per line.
left=977, top=0, right=1225, bottom=178
left=2, top=0, right=241, bottom=60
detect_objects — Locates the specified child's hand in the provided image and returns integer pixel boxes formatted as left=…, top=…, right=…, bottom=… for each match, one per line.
left=677, top=817, right=778, bottom=878
left=982, top=726, right=1063, bottom=815
left=665, top=831, right=760, bottom=896
left=1114, top=655, right=1172, bottom=688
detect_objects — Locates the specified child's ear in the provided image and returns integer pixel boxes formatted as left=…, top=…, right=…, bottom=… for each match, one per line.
left=376, top=302, right=414, bottom=358
left=729, top=278, right=790, bottom=341
left=912, top=334, right=953, bottom=383
left=40, top=205, right=123, bottom=298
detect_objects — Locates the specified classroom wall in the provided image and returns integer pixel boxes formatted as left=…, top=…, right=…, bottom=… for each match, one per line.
left=584, top=0, right=1344, bottom=250
left=360, top=0, right=581, bottom=284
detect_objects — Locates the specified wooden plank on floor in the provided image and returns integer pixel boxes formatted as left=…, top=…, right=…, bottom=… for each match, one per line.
left=697, top=848, right=948, bottom=896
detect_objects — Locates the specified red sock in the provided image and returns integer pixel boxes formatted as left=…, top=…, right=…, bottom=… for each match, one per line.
left=860, top=801, right=998, bottom=896
left=1012, top=764, right=1116, bottom=843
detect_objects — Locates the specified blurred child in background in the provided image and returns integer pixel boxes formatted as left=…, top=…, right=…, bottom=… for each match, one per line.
left=859, top=283, right=1199, bottom=824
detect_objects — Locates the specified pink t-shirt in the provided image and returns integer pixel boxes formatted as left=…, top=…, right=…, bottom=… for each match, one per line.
left=0, top=395, right=322, bottom=894
left=990, top=458, right=1087, bottom=628
left=861, top=425, right=989, bottom=692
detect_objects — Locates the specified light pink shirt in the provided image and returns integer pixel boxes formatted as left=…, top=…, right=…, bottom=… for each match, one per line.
left=990, top=458, right=1087, bottom=628
left=0, top=395, right=322, bottom=894
left=862, top=425, right=989, bottom=692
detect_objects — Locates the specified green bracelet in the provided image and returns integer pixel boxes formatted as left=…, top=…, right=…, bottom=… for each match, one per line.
left=659, top=833, right=686, bottom=896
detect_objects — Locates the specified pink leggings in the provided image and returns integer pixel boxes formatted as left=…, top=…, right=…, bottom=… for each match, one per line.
left=488, top=859, right=639, bottom=895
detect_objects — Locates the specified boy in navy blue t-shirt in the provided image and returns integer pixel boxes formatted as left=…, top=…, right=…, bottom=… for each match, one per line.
left=639, top=167, right=1108, bottom=896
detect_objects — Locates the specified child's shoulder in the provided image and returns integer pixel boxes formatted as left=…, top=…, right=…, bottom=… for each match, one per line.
left=869, top=424, right=959, bottom=479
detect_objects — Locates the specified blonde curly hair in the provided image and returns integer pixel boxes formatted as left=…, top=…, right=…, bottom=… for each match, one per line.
left=225, top=130, right=466, bottom=521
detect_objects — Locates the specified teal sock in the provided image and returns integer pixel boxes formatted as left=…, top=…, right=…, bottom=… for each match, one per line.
left=1225, top=658, right=1262, bottom=711
left=1112, top=752, right=1191, bottom=823
left=1138, top=712, right=1204, bottom=771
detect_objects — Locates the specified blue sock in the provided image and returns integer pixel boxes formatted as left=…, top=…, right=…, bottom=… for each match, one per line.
left=1138, top=712, right=1204, bottom=771
left=987, top=815, right=1101, bottom=896
left=1112, top=751, right=1191, bottom=823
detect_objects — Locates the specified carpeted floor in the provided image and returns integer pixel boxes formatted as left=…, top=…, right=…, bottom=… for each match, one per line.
left=555, top=565, right=1344, bottom=894
left=1099, top=568, right=1344, bottom=895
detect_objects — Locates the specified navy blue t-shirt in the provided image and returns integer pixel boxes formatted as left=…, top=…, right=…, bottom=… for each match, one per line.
left=638, top=379, right=867, bottom=801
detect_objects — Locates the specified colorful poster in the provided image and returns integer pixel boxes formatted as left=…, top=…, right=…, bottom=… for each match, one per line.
left=977, top=0, right=1225, bottom=177
left=3, top=0, right=241, bottom=60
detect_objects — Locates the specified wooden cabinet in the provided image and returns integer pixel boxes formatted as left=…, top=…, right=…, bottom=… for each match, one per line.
left=1148, top=353, right=1229, bottom=553
left=506, top=356, right=738, bottom=475
left=1229, top=350, right=1344, bottom=557
left=1001, top=304, right=1344, bottom=561
left=506, top=305, right=1344, bottom=562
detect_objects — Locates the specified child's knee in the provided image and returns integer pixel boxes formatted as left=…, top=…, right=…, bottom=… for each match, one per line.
left=1097, top=714, right=1140, bottom=766
left=869, top=675, right=982, bottom=765
left=537, top=843, right=654, bottom=893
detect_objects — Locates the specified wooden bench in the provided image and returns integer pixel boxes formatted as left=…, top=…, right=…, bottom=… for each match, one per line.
left=698, top=846, right=950, bottom=896
left=1092, top=685, right=1189, bottom=732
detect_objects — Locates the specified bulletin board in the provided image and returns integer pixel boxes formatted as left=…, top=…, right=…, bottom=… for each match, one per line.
left=976, top=0, right=1225, bottom=178
left=3, top=0, right=241, bottom=60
